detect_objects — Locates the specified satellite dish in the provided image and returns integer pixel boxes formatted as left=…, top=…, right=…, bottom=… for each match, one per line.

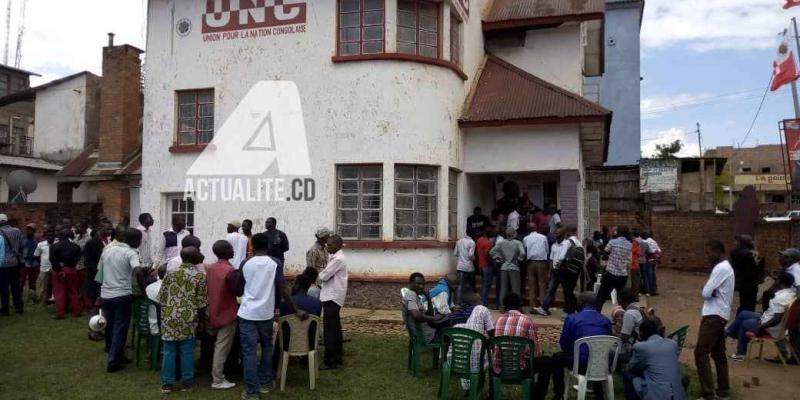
left=7, top=169, right=37, bottom=203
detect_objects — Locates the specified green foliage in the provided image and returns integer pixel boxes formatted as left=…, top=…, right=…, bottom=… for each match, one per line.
left=654, top=140, right=683, bottom=159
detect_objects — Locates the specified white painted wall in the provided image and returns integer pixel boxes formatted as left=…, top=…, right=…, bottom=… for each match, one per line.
left=487, top=24, right=583, bottom=94
left=462, top=126, right=582, bottom=173
left=33, top=74, right=91, bottom=163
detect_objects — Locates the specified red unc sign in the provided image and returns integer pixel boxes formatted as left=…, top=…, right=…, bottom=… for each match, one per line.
left=202, top=0, right=307, bottom=33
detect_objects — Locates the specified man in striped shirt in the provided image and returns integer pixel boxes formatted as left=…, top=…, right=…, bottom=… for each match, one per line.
left=596, top=226, right=632, bottom=311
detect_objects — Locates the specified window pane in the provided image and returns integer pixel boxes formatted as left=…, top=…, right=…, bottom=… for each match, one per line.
left=199, top=117, right=214, bottom=131
left=336, top=165, right=383, bottom=240
left=417, top=225, right=435, bottom=239
left=340, top=43, right=360, bottom=56
left=186, top=213, right=194, bottom=227
left=361, top=225, right=381, bottom=239
left=340, top=27, right=360, bottom=42
left=199, top=103, right=214, bottom=117
left=362, top=180, right=381, bottom=195
left=397, top=42, right=416, bottom=55
left=339, top=166, right=360, bottom=180
left=340, top=0, right=360, bottom=12
left=395, top=165, right=414, bottom=179
left=179, top=132, right=196, bottom=145
left=398, top=11, right=416, bottom=28
left=395, top=225, right=414, bottom=239
left=339, top=181, right=359, bottom=194
left=186, top=198, right=195, bottom=211
left=419, top=31, right=437, bottom=46
left=364, top=0, right=384, bottom=11
left=338, top=210, right=358, bottom=224
left=420, top=45, right=437, bottom=58
left=198, top=131, right=213, bottom=145
left=363, top=26, right=383, bottom=41
left=420, top=16, right=438, bottom=31
left=363, top=10, right=384, bottom=26
left=361, top=166, right=382, bottom=179
left=398, top=0, right=415, bottom=12
left=172, top=199, right=180, bottom=212
left=178, top=93, right=195, bottom=105
left=417, top=166, right=437, bottom=180
left=338, top=225, right=358, bottom=239
left=420, top=2, right=437, bottom=16
left=362, top=195, right=381, bottom=210
left=395, top=180, right=413, bottom=195
left=198, top=91, right=214, bottom=104
left=362, top=211, right=381, bottom=224
left=339, top=195, right=358, bottom=209
left=417, top=181, right=436, bottom=195
left=363, top=41, right=384, bottom=54
left=340, top=12, right=360, bottom=28
left=417, top=196, right=437, bottom=211
left=395, top=195, right=414, bottom=210
left=179, top=104, right=195, bottom=118
left=396, top=210, right=414, bottom=224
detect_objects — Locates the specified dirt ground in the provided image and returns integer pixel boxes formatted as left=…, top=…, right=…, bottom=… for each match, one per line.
left=342, top=269, right=800, bottom=400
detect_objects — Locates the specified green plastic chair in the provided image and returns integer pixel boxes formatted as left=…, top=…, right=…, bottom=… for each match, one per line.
left=486, top=336, right=536, bottom=400
left=134, top=298, right=160, bottom=370
left=438, top=327, right=487, bottom=400
left=667, top=325, right=689, bottom=356
left=402, top=306, right=440, bottom=377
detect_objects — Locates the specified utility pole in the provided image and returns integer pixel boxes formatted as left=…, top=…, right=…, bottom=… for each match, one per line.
left=698, top=122, right=706, bottom=210
left=3, top=0, right=11, bottom=65
left=793, top=18, right=800, bottom=118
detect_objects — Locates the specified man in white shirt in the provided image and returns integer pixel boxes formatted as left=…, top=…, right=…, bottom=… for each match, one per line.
left=34, top=230, right=55, bottom=304
left=319, top=234, right=347, bottom=370
left=534, top=226, right=582, bottom=316
left=166, top=236, right=202, bottom=273
left=523, top=224, right=549, bottom=309
left=234, top=233, right=303, bottom=399
left=695, top=240, right=734, bottom=400
left=453, top=234, right=475, bottom=304
left=225, top=220, right=248, bottom=269
left=548, top=205, right=561, bottom=235
left=507, top=208, right=520, bottom=232
left=136, top=213, right=155, bottom=270
left=782, top=248, right=800, bottom=290
left=154, top=216, right=190, bottom=270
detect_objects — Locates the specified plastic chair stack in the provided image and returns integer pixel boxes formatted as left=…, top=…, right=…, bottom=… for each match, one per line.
left=564, top=335, right=622, bottom=400
left=438, top=327, right=487, bottom=400
left=277, top=315, right=322, bottom=391
left=486, top=336, right=537, bottom=400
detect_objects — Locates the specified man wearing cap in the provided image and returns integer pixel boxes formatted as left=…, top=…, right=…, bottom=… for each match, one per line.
left=225, top=221, right=248, bottom=269
left=307, top=228, right=331, bottom=271
left=0, top=214, right=24, bottom=315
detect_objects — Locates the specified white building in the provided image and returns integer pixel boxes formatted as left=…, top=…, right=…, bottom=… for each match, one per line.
left=141, top=0, right=611, bottom=286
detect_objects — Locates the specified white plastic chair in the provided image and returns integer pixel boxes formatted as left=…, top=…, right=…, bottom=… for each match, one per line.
left=564, top=335, right=622, bottom=400
left=277, top=315, right=322, bottom=391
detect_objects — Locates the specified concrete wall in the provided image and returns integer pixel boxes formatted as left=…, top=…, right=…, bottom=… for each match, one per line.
left=463, top=126, right=582, bottom=173
left=0, top=166, right=58, bottom=203
left=601, top=1, right=642, bottom=166
left=142, top=0, right=494, bottom=276
left=34, top=74, right=95, bottom=164
left=487, top=24, right=583, bottom=94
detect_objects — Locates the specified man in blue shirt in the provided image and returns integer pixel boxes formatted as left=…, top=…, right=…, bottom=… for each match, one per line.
left=279, top=274, right=322, bottom=349
left=550, top=291, right=613, bottom=400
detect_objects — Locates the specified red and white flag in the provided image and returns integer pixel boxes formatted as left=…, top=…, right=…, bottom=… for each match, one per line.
left=785, top=0, right=800, bottom=9
left=771, top=38, right=799, bottom=91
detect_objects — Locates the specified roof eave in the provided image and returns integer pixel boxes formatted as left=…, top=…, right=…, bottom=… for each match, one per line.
left=459, top=115, right=609, bottom=128
left=482, top=12, right=605, bottom=32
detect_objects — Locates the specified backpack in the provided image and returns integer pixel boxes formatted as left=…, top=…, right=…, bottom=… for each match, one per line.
left=562, top=238, right=586, bottom=276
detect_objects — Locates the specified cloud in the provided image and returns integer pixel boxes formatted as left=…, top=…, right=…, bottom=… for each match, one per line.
left=2, top=0, right=147, bottom=84
left=642, top=0, right=790, bottom=51
left=641, top=127, right=701, bottom=158
left=640, top=89, right=766, bottom=118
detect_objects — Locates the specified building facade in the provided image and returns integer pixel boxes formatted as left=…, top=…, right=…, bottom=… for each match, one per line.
left=706, top=145, right=792, bottom=213
left=141, top=0, right=612, bottom=281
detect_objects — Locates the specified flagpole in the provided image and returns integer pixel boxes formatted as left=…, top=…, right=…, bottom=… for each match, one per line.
left=792, top=18, right=800, bottom=117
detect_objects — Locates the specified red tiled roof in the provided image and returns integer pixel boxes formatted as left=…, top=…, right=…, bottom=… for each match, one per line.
left=459, top=55, right=611, bottom=127
left=59, top=143, right=142, bottom=179
left=484, top=0, right=605, bottom=31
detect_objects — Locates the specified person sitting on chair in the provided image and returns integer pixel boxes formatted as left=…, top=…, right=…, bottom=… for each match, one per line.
left=403, top=273, right=448, bottom=344
left=725, top=272, right=796, bottom=362
left=623, top=319, right=687, bottom=400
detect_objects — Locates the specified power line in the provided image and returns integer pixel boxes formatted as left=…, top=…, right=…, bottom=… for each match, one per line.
left=640, top=87, right=769, bottom=115
left=738, top=74, right=773, bottom=147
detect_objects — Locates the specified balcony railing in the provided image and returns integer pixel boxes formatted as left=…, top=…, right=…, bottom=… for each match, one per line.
left=0, top=135, right=33, bottom=157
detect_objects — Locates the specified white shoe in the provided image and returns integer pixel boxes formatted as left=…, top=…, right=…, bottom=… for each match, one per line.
left=211, top=380, right=236, bottom=390
left=730, top=354, right=745, bottom=362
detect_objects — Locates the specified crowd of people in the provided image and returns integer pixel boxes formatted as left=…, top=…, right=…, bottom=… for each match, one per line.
left=0, top=213, right=349, bottom=399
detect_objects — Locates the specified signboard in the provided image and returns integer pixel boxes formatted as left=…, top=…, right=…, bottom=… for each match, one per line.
left=640, top=159, right=680, bottom=193
left=201, top=0, right=307, bottom=42
left=734, top=174, right=790, bottom=186
left=784, top=119, right=800, bottom=191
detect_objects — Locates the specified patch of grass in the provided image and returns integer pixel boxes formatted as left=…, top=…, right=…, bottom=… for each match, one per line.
left=0, top=304, right=708, bottom=399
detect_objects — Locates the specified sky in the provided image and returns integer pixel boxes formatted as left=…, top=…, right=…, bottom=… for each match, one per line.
left=5, top=0, right=800, bottom=159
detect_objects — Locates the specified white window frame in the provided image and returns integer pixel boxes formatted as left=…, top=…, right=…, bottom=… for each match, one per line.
left=395, top=164, right=438, bottom=240
left=336, top=164, right=383, bottom=240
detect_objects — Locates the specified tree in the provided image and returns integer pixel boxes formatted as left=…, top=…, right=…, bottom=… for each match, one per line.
left=653, top=140, right=682, bottom=159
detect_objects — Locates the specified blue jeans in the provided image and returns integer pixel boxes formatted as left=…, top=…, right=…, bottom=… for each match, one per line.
left=100, top=295, right=132, bottom=368
left=481, top=267, right=493, bottom=307
left=456, top=271, right=475, bottom=304
left=623, top=370, right=643, bottom=400
left=726, top=310, right=762, bottom=356
left=161, top=338, right=196, bottom=387
left=240, top=318, right=274, bottom=395
left=640, top=262, right=656, bottom=295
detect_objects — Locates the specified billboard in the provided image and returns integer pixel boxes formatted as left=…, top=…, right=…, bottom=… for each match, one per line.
left=784, top=119, right=800, bottom=191
left=640, top=159, right=680, bottom=193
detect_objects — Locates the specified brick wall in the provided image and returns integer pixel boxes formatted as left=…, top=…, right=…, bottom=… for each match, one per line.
left=0, top=203, right=103, bottom=230
left=559, top=170, right=579, bottom=226
left=96, top=181, right=130, bottom=224
left=98, top=44, right=142, bottom=164
left=600, top=210, right=800, bottom=272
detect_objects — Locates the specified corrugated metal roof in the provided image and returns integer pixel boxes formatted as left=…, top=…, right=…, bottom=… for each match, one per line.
left=0, top=154, right=62, bottom=171
left=460, top=55, right=611, bottom=127
left=484, top=0, right=605, bottom=30
left=59, top=143, right=142, bottom=179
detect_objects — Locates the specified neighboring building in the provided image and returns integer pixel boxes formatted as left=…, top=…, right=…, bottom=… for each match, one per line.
left=59, top=35, right=143, bottom=223
left=706, top=144, right=792, bottom=213
left=141, top=0, right=612, bottom=280
left=640, top=157, right=727, bottom=212
left=585, top=0, right=644, bottom=166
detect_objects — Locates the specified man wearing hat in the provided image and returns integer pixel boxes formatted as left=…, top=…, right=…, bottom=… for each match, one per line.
left=0, top=213, right=24, bottom=315
left=307, top=227, right=332, bottom=271
left=225, top=220, right=248, bottom=269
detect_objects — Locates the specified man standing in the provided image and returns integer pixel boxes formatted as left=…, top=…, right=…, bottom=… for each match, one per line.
left=242, top=219, right=254, bottom=258
left=20, top=223, right=38, bottom=303
left=632, top=229, right=650, bottom=297
left=623, top=319, right=687, bottom=400
left=98, top=228, right=142, bottom=372
left=264, top=217, right=289, bottom=264
left=84, top=222, right=110, bottom=341
left=136, top=213, right=155, bottom=271
left=225, top=220, right=248, bottom=269
left=319, top=234, right=348, bottom=370
left=206, top=240, right=240, bottom=390
left=155, top=216, right=190, bottom=270
left=596, top=226, right=633, bottom=311
left=0, top=214, right=23, bottom=315
left=49, top=229, right=84, bottom=319
left=729, top=235, right=762, bottom=313
left=523, top=224, right=549, bottom=312
left=235, top=233, right=303, bottom=400
left=491, top=228, right=525, bottom=310
left=306, top=227, right=331, bottom=271
left=695, top=240, right=734, bottom=400
left=536, top=226, right=582, bottom=316
left=466, top=207, right=489, bottom=236
left=475, top=229, right=494, bottom=307
left=454, top=233, right=475, bottom=304
left=548, top=205, right=561, bottom=235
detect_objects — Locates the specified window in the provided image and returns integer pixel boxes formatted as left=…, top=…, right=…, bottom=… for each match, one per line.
left=762, top=167, right=772, bottom=173
left=740, top=167, right=752, bottom=173
left=397, top=0, right=439, bottom=58
left=338, top=0, right=385, bottom=56
left=772, top=194, right=786, bottom=204
left=12, top=76, right=27, bottom=93
left=168, top=195, right=195, bottom=234
left=450, top=15, right=462, bottom=66
left=395, top=165, right=437, bottom=239
left=177, top=89, right=214, bottom=146
left=337, top=165, right=383, bottom=240
left=448, top=169, right=458, bottom=240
